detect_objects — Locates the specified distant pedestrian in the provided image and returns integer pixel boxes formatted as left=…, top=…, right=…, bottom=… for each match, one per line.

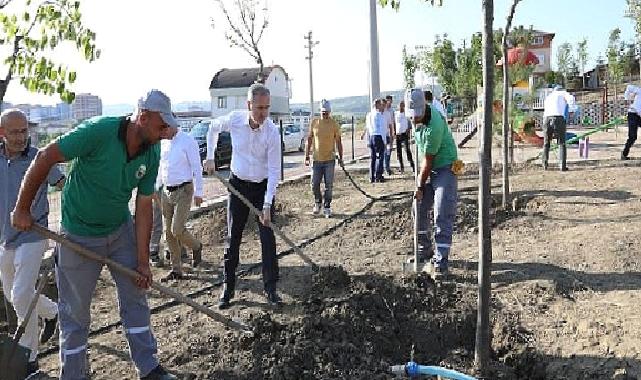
left=149, top=177, right=163, bottom=266
left=406, top=88, right=459, bottom=278
left=157, top=123, right=204, bottom=280
left=394, top=100, right=415, bottom=173
left=0, top=109, right=63, bottom=377
left=11, top=89, right=179, bottom=380
left=383, top=95, right=396, bottom=175
left=542, top=85, right=575, bottom=170
left=304, top=99, right=343, bottom=217
left=363, top=99, right=387, bottom=183
left=622, top=84, right=641, bottom=160
left=204, top=83, right=282, bottom=309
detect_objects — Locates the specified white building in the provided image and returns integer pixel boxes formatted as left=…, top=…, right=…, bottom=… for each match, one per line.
left=209, top=65, right=291, bottom=122
left=72, top=93, right=102, bottom=121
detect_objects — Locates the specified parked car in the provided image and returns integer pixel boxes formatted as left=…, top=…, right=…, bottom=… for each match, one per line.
left=189, top=119, right=232, bottom=170
left=281, top=123, right=305, bottom=153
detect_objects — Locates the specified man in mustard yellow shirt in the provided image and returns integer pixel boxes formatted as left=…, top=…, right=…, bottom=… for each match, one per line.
left=304, top=100, right=343, bottom=217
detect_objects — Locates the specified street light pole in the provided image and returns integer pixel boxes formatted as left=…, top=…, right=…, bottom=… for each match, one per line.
left=369, top=0, right=381, bottom=105
left=305, top=31, right=319, bottom=127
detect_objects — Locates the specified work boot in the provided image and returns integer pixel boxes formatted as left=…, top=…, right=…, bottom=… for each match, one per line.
left=192, top=244, right=203, bottom=268
left=265, top=289, right=282, bottom=307
left=141, top=365, right=177, bottom=380
left=40, top=315, right=58, bottom=344
left=432, top=265, right=449, bottom=280
left=218, top=284, right=235, bottom=310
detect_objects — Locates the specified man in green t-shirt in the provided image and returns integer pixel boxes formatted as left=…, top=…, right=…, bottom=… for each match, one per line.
left=11, top=90, right=178, bottom=380
left=406, top=88, right=458, bottom=278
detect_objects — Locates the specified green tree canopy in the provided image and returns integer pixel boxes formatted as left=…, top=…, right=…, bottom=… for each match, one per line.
left=0, top=0, right=99, bottom=105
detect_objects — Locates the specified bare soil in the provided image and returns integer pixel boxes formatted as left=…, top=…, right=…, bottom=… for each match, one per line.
left=20, top=160, right=641, bottom=379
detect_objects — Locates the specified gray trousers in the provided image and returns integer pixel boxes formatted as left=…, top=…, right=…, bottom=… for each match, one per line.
left=417, top=166, right=458, bottom=269
left=56, top=220, right=158, bottom=379
left=311, top=160, right=336, bottom=208
left=149, top=190, right=163, bottom=254
left=542, top=116, right=567, bottom=170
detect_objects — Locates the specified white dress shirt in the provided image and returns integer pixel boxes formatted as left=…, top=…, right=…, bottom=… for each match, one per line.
left=157, top=130, right=204, bottom=197
left=625, top=85, right=641, bottom=114
left=206, top=110, right=281, bottom=205
left=365, top=110, right=387, bottom=137
left=383, top=108, right=394, bottom=137
left=543, top=90, right=575, bottom=117
left=395, top=111, right=409, bottom=134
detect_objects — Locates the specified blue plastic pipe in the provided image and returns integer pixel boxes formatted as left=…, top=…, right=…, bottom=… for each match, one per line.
left=390, top=361, right=477, bottom=380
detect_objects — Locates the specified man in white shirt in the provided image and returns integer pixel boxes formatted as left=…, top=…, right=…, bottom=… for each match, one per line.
left=622, top=84, right=641, bottom=160
left=383, top=95, right=396, bottom=175
left=542, top=85, right=575, bottom=171
left=363, top=98, right=387, bottom=183
left=394, top=100, right=415, bottom=173
left=158, top=125, right=204, bottom=279
left=203, top=83, right=282, bottom=309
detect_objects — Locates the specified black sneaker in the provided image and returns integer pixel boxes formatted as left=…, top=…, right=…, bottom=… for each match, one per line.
left=40, top=315, right=57, bottom=344
left=218, top=285, right=235, bottom=310
left=25, top=361, right=40, bottom=379
left=160, top=271, right=183, bottom=282
left=621, top=153, right=630, bottom=161
left=150, top=251, right=162, bottom=267
left=265, top=290, right=282, bottom=306
left=192, top=244, right=203, bottom=268
left=141, top=365, right=177, bottom=380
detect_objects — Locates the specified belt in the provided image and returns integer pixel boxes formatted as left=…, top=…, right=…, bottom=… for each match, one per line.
left=166, top=181, right=191, bottom=192
left=231, top=173, right=267, bottom=185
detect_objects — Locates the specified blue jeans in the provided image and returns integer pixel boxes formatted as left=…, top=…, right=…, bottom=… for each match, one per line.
left=369, top=135, right=385, bottom=181
left=311, top=160, right=336, bottom=208
left=417, top=166, right=458, bottom=269
left=384, top=136, right=392, bottom=173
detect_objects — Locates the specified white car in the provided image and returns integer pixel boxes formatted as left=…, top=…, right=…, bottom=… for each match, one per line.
left=281, top=123, right=305, bottom=153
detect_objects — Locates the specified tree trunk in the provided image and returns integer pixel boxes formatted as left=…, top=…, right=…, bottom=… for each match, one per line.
left=501, top=0, right=520, bottom=211
left=0, top=79, right=8, bottom=110
left=501, top=45, right=510, bottom=209
left=475, top=0, right=494, bottom=375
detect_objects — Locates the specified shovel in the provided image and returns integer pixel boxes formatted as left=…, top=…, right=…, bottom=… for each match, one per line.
left=0, top=263, right=54, bottom=380
left=32, top=225, right=252, bottom=335
left=209, top=171, right=318, bottom=271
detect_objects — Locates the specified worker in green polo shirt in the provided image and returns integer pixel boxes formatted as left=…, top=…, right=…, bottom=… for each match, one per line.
left=406, top=88, right=459, bottom=278
left=11, top=90, right=178, bottom=380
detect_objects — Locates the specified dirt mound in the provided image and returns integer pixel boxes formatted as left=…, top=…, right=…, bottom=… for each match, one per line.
left=173, top=267, right=484, bottom=379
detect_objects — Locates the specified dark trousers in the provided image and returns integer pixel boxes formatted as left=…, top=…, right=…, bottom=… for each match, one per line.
left=623, top=112, right=641, bottom=157
left=369, top=135, right=385, bottom=181
left=396, top=131, right=415, bottom=172
left=542, top=116, right=567, bottom=170
left=224, top=174, right=278, bottom=292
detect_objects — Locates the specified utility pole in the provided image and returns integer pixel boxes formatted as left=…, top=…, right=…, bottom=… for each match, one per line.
left=305, top=31, right=319, bottom=128
left=368, top=0, right=381, bottom=105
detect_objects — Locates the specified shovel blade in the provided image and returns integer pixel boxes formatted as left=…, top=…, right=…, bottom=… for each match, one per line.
left=0, top=333, right=31, bottom=380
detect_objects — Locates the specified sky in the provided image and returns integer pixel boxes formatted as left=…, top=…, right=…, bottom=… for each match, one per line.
left=0, top=0, right=636, bottom=106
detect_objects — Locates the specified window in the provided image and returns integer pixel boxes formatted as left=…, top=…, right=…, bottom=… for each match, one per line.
left=535, top=54, right=545, bottom=66
left=217, top=96, right=227, bottom=109
left=532, top=36, right=544, bottom=46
